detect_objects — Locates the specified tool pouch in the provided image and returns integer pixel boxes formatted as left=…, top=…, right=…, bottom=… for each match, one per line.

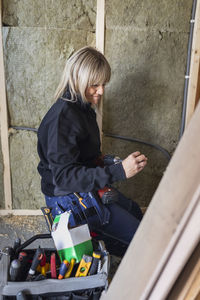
left=46, top=192, right=110, bottom=228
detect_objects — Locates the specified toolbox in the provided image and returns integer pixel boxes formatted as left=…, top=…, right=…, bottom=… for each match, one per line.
left=0, top=234, right=109, bottom=300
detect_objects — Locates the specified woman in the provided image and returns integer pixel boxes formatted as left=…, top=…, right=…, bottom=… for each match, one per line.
left=37, top=46, right=147, bottom=255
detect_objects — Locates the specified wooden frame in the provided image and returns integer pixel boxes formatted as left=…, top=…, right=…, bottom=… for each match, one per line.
left=0, top=0, right=106, bottom=215
left=96, top=0, right=105, bottom=54
left=0, top=209, right=42, bottom=216
left=96, top=0, right=105, bottom=134
left=185, top=0, right=200, bottom=127
left=0, top=0, right=12, bottom=210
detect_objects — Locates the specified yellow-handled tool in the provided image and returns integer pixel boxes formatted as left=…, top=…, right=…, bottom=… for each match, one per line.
left=64, top=258, right=76, bottom=278
left=73, top=192, right=87, bottom=209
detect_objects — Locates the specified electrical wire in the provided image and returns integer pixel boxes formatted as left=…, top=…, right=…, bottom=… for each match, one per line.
left=10, top=126, right=171, bottom=160
left=103, top=132, right=171, bottom=160
left=179, top=0, right=197, bottom=138
left=10, top=126, right=38, bottom=132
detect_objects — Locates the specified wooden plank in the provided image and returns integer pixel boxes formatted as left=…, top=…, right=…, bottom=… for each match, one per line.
left=195, top=64, right=200, bottom=107
left=101, top=101, right=200, bottom=300
left=149, top=191, right=200, bottom=299
left=0, top=210, right=43, bottom=216
left=167, top=242, right=200, bottom=300
left=184, top=268, right=200, bottom=300
left=185, top=0, right=200, bottom=127
left=96, top=0, right=105, bottom=135
left=0, top=0, right=12, bottom=209
left=96, top=0, right=105, bottom=54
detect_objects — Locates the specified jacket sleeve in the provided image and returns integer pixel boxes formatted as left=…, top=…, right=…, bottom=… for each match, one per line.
left=47, top=109, right=126, bottom=193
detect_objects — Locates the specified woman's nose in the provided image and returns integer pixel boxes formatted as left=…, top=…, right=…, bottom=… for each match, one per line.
left=97, top=85, right=104, bottom=95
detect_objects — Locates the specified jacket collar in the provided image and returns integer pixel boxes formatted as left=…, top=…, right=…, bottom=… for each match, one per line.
left=61, top=88, right=92, bottom=111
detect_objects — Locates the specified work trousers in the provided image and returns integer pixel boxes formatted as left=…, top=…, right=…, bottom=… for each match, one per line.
left=45, top=191, right=143, bottom=254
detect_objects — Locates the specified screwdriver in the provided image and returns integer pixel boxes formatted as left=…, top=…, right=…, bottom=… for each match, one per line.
left=18, top=251, right=28, bottom=281
left=40, top=253, right=47, bottom=276
left=13, top=238, right=21, bottom=253
left=88, top=251, right=101, bottom=275
left=50, top=252, right=57, bottom=279
left=26, top=246, right=44, bottom=281
left=58, top=260, right=69, bottom=279
left=64, top=258, right=76, bottom=278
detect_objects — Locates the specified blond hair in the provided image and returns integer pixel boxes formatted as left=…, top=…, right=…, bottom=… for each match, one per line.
left=54, top=46, right=111, bottom=103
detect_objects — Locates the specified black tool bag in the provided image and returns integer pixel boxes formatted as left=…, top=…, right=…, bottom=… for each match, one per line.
left=0, top=234, right=109, bottom=300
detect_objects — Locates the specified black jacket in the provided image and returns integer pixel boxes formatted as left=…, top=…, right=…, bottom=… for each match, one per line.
left=37, top=94, right=126, bottom=196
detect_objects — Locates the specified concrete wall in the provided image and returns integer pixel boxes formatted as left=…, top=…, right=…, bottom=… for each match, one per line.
left=0, top=0, right=193, bottom=209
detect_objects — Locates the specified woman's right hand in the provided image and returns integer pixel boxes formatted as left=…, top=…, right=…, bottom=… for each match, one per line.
left=122, top=151, right=147, bottom=179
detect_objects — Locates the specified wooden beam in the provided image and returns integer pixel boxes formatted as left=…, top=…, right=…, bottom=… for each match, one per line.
left=102, top=101, right=200, bottom=300
left=195, top=63, right=200, bottom=107
left=96, top=0, right=105, bottom=135
left=96, top=0, right=105, bottom=54
left=184, top=270, right=200, bottom=300
left=149, top=190, right=200, bottom=299
left=185, top=0, right=200, bottom=127
left=167, top=242, right=200, bottom=300
left=0, top=0, right=12, bottom=209
left=0, top=210, right=43, bottom=216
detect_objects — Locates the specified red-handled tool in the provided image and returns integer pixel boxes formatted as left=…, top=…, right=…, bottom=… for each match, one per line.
left=50, top=253, right=57, bottom=279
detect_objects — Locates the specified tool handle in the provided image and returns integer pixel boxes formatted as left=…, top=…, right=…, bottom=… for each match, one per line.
left=10, top=259, right=21, bottom=281
left=41, top=207, right=54, bottom=232
left=18, top=251, right=28, bottom=265
left=64, top=258, right=76, bottom=278
left=29, top=247, right=43, bottom=275
left=40, top=253, right=46, bottom=267
left=89, top=252, right=101, bottom=275
left=15, top=234, right=51, bottom=254
left=58, top=260, right=69, bottom=279
left=13, top=238, right=21, bottom=252
left=50, top=253, right=57, bottom=279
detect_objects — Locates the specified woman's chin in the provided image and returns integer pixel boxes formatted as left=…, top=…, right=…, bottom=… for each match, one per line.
left=93, top=97, right=101, bottom=104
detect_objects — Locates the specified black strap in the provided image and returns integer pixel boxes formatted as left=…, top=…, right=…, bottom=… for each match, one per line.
left=15, top=234, right=51, bottom=254
left=73, top=207, right=97, bottom=224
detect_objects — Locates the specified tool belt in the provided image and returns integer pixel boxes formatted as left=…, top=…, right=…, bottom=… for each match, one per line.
left=47, top=192, right=111, bottom=228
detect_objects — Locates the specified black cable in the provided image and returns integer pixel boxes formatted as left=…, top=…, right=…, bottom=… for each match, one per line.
left=10, top=126, right=171, bottom=160
left=10, top=126, right=38, bottom=132
left=103, top=132, right=171, bottom=160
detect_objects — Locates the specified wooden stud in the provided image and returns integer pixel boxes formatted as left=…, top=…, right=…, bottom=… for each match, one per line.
left=96, top=0, right=105, bottom=54
left=0, top=210, right=43, bottom=216
left=0, top=0, right=12, bottom=210
left=195, top=64, right=200, bottom=107
left=96, top=0, right=105, bottom=135
left=185, top=0, right=200, bottom=127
